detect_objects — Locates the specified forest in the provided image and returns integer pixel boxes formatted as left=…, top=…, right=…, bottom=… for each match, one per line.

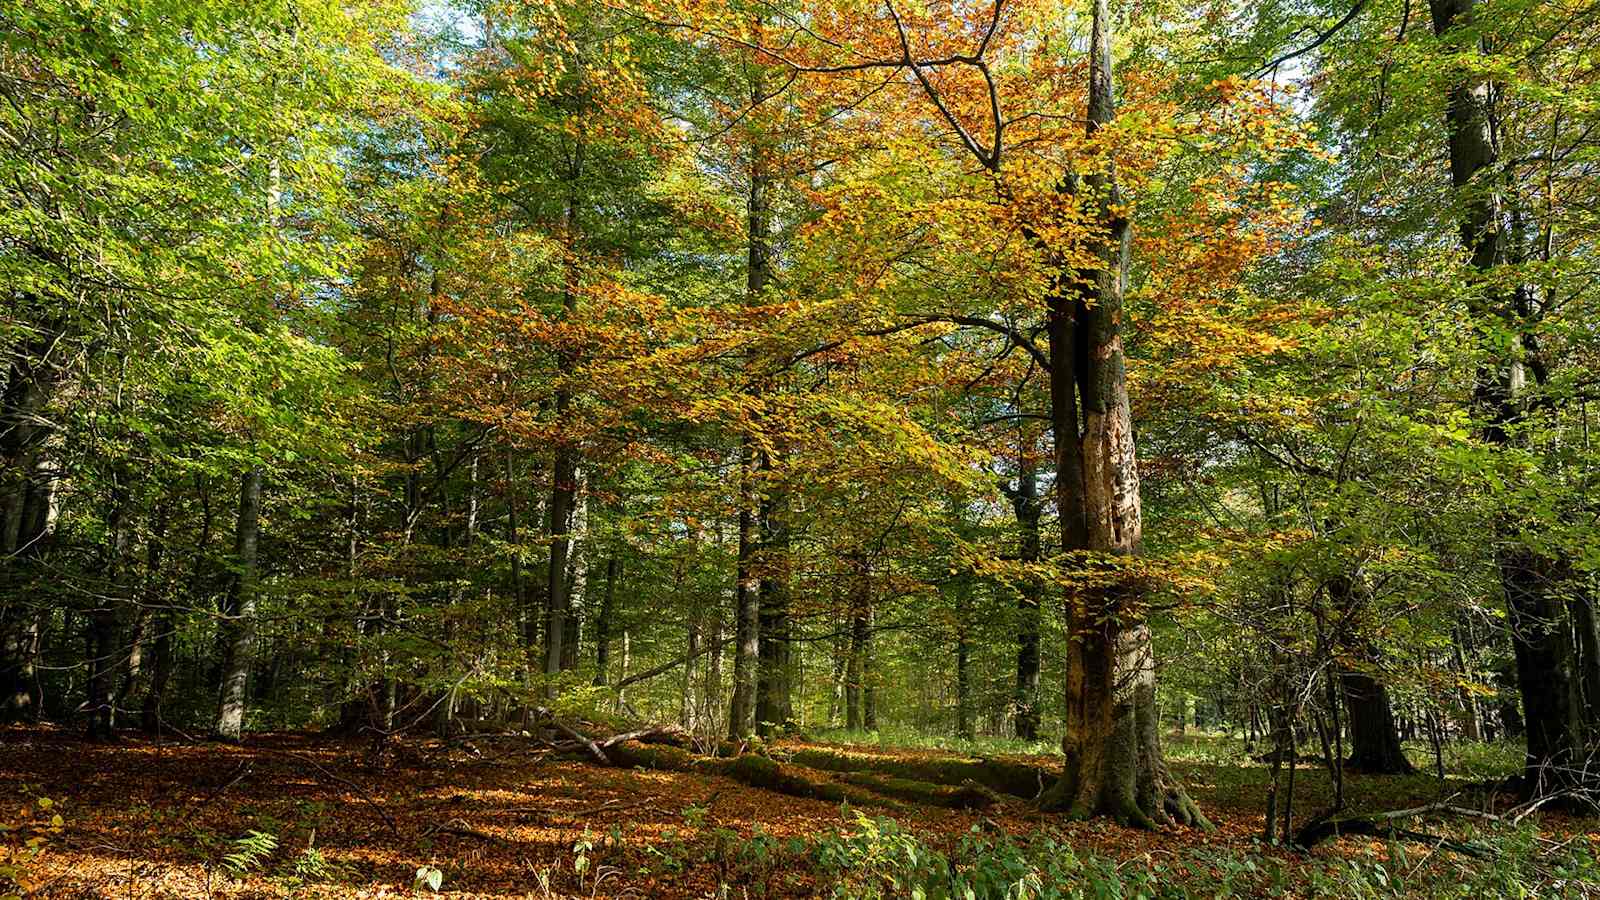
left=2, top=0, right=1599, bottom=896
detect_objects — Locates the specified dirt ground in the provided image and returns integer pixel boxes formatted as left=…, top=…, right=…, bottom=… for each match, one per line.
left=0, top=726, right=1588, bottom=898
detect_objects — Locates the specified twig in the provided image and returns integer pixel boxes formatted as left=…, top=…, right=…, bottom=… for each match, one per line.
left=502, top=797, right=659, bottom=819
left=533, top=707, right=610, bottom=764
left=174, top=761, right=253, bottom=827
left=425, top=818, right=504, bottom=843
left=251, top=746, right=399, bottom=835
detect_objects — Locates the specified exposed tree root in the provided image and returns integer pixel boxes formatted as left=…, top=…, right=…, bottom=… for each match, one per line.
left=1035, top=759, right=1210, bottom=831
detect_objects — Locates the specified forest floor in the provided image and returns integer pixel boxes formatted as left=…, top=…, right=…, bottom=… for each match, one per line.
left=2, top=725, right=1596, bottom=898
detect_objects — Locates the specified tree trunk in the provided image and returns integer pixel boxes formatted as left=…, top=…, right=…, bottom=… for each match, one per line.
left=955, top=574, right=975, bottom=741
left=845, top=560, right=871, bottom=732
left=1340, top=668, right=1415, bottom=774
left=1430, top=0, right=1598, bottom=796
left=544, top=448, right=577, bottom=678
left=728, top=443, right=760, bottom=738
left=544, top=134, right=586, bottom=682
left=682, top=613, right=702, bottom=729
left=85, top=482, right=132, bottom=741
left=1010, top=464, right=1043, bottom=741
left=214, top=467, right=263, bottom=741
left=755, top=475, right=793, bottom=735
left=730, top=68, right=774, bottom=738
left=593, top=556, right=619, bottom=685
left=1452, top=623, right=1483, bottom=741
left=0, top=328, right=62, bottom=722
left=1036, top=0, right=1204, bottom=828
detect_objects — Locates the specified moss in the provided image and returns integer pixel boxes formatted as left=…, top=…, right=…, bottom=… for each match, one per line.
left=713, top=754, right=899, bottom=809
left=786, top=748, right=1051, bottom=799
left=608, top=740, right=698, bottom=771
left=839, top=773, right=1000, bottom=810
left=604, top=741, right=900, bottom=810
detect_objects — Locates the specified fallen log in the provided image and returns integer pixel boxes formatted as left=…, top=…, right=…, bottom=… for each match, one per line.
left=784, top=747, right=1051, bottom=800
left=1293, top=800, right=1498, bottom=857
left=604, top=741, right=902, bottom=809
left=838, top=773, right=1000, bottom=810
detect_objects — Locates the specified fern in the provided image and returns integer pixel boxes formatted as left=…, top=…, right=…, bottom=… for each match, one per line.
left=220, top=830, right=277, bottom=876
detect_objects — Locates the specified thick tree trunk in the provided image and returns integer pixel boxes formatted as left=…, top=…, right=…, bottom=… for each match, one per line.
left=1430, top=0, right=1598, bottom=797
left=0, top=330, right=62, bottom=722
left=214, top=467, right=263, bottom=741
left=1340, top=668, right=1415, bottom=774
left=1037, top=0, right=1204, bottom=828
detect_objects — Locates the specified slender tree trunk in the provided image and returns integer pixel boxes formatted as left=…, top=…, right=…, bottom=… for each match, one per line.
left=593, top=556, right=619, bottom=685
left=214, top=467, right=263, bottom=741
left=955, top=574, right=975, bottom=741
left=561, top=479, right=587, bottom=672
left=862, top=601, right=877, bottom=731
left=615, top=629, right=631, bottom=712
left=728, top=444, right=760, bottom=738
left=756, top=474, right=793, bottom=735
left=682, top=613, right=702, bottom=729
left=545, top=139, right=586, bottom=682
left=545, top=448, right=577, bottom=678
left=1453, top=622, right=1483, bottom=741
left=85, top=482, right=132, bottom=741
left=1010, top=464, right=1043, bottom=741
left=845, top=560, right=871, bottom=732
left=730, top=66, right=774, bottom=738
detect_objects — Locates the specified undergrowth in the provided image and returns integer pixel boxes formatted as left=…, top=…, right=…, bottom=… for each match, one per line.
left=812, top=811, right=1600, bottom=899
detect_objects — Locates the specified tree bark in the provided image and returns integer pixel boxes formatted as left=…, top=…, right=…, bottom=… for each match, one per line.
left=730, top=63, right=775, bottom=738
left=845, top=559, right=872, bottom=732
left=728, top=443, right=760, bottom=738
left=544, top=447, right=577, bottom=678
left=1036, top=0, right=1205, bottom=828
left=0, top=326, right=63, bottom=721
left=755, top=473, right=793, bottom=735
left=1009, top=463, right=1043, bottom=741
left=955, top=573, right=975, bottom=741
left=1430, top=0, right=1598, bottom=796
left=593, top=556, right=619, bottom=685
left=214, top=467, right=263, bottom=741
left=1340, top=668, right=1416, bottom=774
left=85, top=482, right=132, bottom=741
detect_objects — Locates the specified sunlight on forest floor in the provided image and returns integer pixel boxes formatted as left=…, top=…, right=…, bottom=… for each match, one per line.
left=3, top=727, right=1594, bottom=898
